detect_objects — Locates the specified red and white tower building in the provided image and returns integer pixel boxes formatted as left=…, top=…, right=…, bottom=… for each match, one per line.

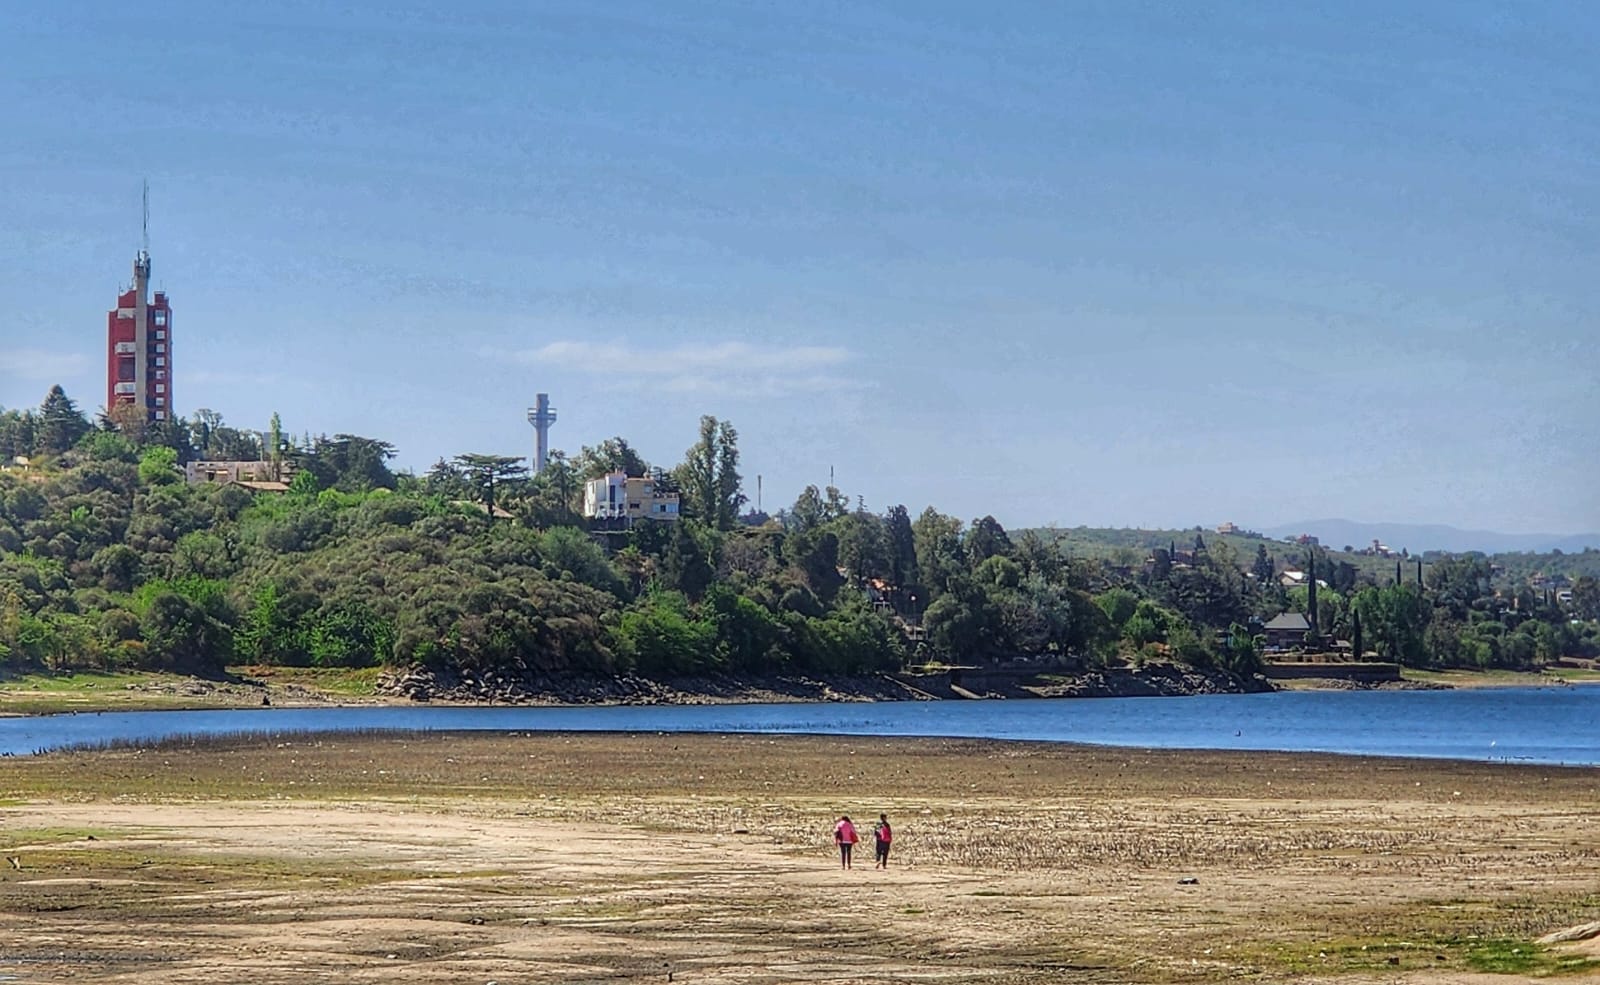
left=106, top=187, right=172, bottom=423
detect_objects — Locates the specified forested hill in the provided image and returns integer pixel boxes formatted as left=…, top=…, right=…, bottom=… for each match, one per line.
left=1023, top=526, right=1600, bottom=589
left=1, top=387, right=1597, bottom=681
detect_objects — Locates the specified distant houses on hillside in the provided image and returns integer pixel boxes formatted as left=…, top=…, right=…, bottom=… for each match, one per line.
left=184, top=459, right=294, bottom=492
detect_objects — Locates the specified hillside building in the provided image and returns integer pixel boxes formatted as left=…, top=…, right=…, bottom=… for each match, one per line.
left=582, top=471, right=679, bottom=524
left=185, top=459, right=294, bottom=492
left=1262, top=611, right=1313, bottom=650
left=105, top=190, right=173, bottom=424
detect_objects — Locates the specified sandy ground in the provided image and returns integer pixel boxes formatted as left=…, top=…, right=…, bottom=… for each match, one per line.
left=2, top=733, right=1599, bottom=983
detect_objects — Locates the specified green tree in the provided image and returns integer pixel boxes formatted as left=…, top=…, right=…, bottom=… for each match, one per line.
left=37, top=385, right=90, bottom=455
left=1305, top=554, right=1319, bottom=634
left=422, top=457, right=469, bottom=498
left=1353, top=585, right=1430, bottom=666
left=660, top=522, right=717, bottom=600
left=1571, top=576, right=1600, bottom=622
left=138, top=445, right=180, bottom=485
left=612, top=591, right=717, bottom=676
left=300, top=434, right=397, bottom=491
left=454, top=453, right=527, bottom=521
left=912, top=508, right=964, bottom=596
left=0, top=407, right=38, bottom=461
left=1427, top=555, right=1494, bottom=618
left=520, top=450, right=581, bottom=527
left=706, top=583, right=784, bottom=671
left=1095, top=588, right=1140, bottom=633
left=82, top=430, right=137, bottom=463
left=235, top=582, right=309, bottom=665
left=786, top=485, right=828, bottom=534
left=1251, top=544, right=1275, bottom=584
left=923, top=592, right=985, bottom=661
left=787, top=529, right=846, bottom=603
left=1222, top=623, right=1262, bottom=674
left=267, top=411, right=286, bottom=479
left=883, top=505, right=918, bottom=591
left=573, top=437, right=650, bottom=480
left=832, top=508, right=889, bottom=586
left=140, top=591, right=228, bottom=672
left=965, top=515, right=1013, bottom=567
left=674, top=416, right=743, bottom=530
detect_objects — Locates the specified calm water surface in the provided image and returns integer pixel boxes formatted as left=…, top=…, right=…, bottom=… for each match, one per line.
left=3, top=686, right=1597, bottom=764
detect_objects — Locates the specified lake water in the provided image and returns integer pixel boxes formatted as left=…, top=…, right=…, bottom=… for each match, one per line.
left=2, top=686, right=1598, bottom=765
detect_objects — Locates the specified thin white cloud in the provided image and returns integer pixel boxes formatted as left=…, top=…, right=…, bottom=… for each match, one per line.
left=501, top=339, right=863, bottom=396
left=186, top=368, right=283, bottom=386
left=655, top=373, right=866, bottom=398
left=0, top=349, right=89, bottom=380
left=520, top=340, right=850, bottom=374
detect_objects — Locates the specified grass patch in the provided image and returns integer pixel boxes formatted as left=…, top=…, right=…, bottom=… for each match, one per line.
left=1543, top=667, right=1600, bottom=684
left=1462, top=938, right=1600, bottom=976
left=230, top=665, right=386, bottom=696
left=0, top=669, right=159, bottom=693
left=1401, top=667, right=1598, bottom=688
left=0, top=669, right=244, bottom=715
left=0, top=826, right=114, bottom=847
left=1254, top=935, right=1600, bottom=978
left=0, top=666, right=388, bottom=715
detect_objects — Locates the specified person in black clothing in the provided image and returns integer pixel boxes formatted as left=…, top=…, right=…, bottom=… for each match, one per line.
left=873, top=813, right=892, bottom=869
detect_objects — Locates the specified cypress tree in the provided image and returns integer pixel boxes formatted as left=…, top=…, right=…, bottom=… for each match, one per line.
left=1306, top=553, right=1318, bottom=636
left=1352, top=609, right=1363, bottom=659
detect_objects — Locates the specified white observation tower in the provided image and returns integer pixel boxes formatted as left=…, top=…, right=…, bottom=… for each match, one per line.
left=526, top=393, right=557, bottom=473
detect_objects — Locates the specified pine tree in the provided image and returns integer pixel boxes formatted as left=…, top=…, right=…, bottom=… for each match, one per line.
left=37, top=386, right=90, bottom=455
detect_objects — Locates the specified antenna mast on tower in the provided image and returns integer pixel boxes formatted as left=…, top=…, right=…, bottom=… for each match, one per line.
left=142, top=179, right=150, bottom=256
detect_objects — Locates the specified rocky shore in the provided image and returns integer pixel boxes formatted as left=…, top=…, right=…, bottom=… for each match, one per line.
left=375, top=662, right=1278, bottom=705
left=378, top=667, right=934, bottom=705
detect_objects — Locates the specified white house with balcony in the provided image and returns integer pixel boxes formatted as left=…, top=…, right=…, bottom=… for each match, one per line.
left=582, top=471, right=680, bottom=524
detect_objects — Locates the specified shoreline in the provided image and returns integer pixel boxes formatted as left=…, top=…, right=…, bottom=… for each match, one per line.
left=0, top=662, right=1591, bottom=718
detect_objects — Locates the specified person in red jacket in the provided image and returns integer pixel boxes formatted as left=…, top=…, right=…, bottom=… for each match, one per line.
left=833, top=815, right=858, bottom=868
left=873, top=814, right=893, bottom=869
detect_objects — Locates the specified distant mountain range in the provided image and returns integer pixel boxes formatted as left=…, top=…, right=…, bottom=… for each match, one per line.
left=1259, top=520, right=1600, bottom=556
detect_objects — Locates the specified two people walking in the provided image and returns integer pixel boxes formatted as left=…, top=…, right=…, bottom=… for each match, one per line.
left=833, top=813, right=892, bottom=869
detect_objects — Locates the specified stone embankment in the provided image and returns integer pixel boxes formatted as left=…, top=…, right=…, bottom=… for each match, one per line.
left=919, top=663, right=1275, bottom=700
left=378, top=663, right=1277, bottom=705
left=379, top=667, right=933, bottom=705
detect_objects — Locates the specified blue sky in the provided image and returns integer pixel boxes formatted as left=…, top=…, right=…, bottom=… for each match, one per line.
left=2, top=1, right=1596, bottom=533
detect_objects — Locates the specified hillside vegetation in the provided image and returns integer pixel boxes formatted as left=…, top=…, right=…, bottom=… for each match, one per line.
left=1, top=386, right=1596, bottom=684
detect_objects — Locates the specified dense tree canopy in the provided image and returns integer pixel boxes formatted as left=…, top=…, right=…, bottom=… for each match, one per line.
left=1, top=385, right=1595, bottom=681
